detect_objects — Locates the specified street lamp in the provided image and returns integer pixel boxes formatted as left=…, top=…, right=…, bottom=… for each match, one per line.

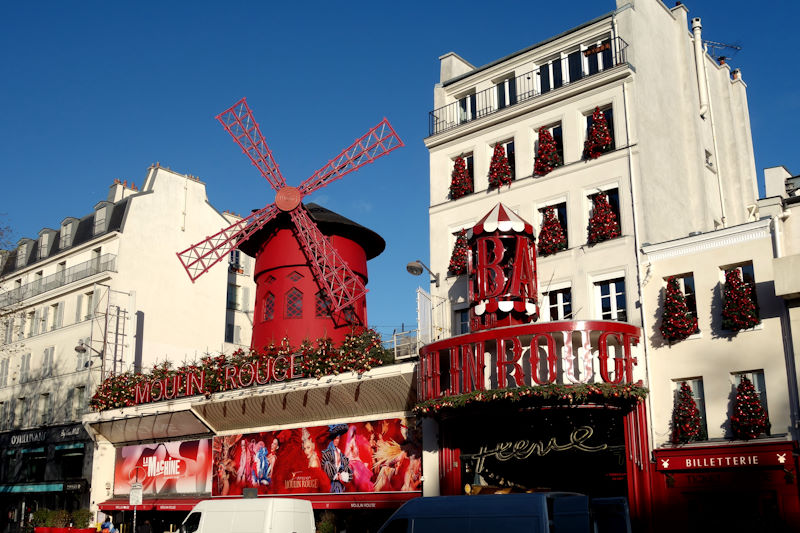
left=406, top=260, right=440, bottom=288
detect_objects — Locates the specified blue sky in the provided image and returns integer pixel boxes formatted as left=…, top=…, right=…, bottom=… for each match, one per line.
left=1, top=1, right=798, bottom=342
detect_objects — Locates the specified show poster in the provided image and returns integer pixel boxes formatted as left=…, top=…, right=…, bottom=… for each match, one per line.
left=114, top=439, right=212, bottom=495
left=211, top=418, right=421, bottom=496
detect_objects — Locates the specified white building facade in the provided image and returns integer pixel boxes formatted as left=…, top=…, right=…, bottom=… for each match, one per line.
left=0, top=165, right=254, bottom=527
left=422, top=0, right=798, bottom=530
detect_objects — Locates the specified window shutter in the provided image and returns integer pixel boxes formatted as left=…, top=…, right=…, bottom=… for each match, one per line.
left=75, top=294, right=83, bottom=323
left=234, top=325, right=241, bottom=344
left=242, top=287, right=250, bottom=313
left=64, top=389, right=73, bottom=421
left=45, top=394, right=52, bottom=424
left=32, top=309, right=41, bottom=336
left=56, top=302, right=65, bottom=328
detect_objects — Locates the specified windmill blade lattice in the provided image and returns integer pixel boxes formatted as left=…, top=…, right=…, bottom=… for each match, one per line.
left=177, top=98, right=403, bottom=315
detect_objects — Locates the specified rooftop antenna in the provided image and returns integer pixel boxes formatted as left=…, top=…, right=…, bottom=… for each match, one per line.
left=702, top=39, right=742, bottom=62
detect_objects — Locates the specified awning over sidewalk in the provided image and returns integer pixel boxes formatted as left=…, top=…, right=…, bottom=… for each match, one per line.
left=0, top=482, right=64, bottom=493
left=152, top=498, right=203, bottom=511
left=88, top=409, right=212, bottom=445
left=97, top=499, right=154, bottom=511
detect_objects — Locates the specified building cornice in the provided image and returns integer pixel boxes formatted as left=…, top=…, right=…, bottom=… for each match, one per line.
left=642, top=219, right=771, bottom=263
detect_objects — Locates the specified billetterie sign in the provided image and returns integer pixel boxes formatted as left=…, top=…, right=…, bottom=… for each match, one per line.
left=133, top=354, right=304, bottom=406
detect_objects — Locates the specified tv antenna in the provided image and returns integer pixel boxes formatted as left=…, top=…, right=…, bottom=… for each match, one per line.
left=703, top=39, right=742, bottom=62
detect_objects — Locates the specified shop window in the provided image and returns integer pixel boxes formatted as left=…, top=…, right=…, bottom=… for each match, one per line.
left=543, top=286, right=573, bottom=321
left=595, top=277, right=626, bottom=321
left=455, top=309, right=470, bottom=335
left=21, top=447, right=46, bottom=482
left=673, top=378, right=708, bottom=440
left=733, top=370, right=769, bottom=413
left=263, top=292, right=275, bottom=321
left=55, top=443, right=85, bottom=478
left=496, top=76, right=517, bottom=110
left=286, top=288, right=303, bottom=319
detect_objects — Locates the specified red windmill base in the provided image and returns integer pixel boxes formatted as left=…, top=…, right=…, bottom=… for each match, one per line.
left=240, top=203, right=385, bottom=347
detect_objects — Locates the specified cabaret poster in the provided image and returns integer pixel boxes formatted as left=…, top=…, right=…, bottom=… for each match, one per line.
left=114, top=439, right=212, bottom=495
left=212, top=418, right=421, bottom=496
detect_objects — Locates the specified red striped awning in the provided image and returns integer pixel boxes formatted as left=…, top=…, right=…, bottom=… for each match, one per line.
left=97, top=499, right=154, bottom=511
left=473, top=203, right=533, bottom=236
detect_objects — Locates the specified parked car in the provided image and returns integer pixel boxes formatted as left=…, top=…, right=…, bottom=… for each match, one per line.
left=377, top=492, right=632, bottom=533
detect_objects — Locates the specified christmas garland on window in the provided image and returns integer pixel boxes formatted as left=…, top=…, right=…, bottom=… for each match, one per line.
left=534, top=128, right=561, bottom=176
left=587, top=192, right=621, bottom=244
left=721, top=269, right=760, bottom=332
left=488, top=144, right=513, bottom=189
left=730, top=376, right=770, bottom=439
left=670, top=381, right=704, bottom=444
left=583, top=107, right=613, bottom=159
left=659, top=277, right=698, bottom=343
left=448, top=229, right=470, bottom=275
left=449, top=156, right=473, bottom=199
left=537, top=207, right=567, bottom=256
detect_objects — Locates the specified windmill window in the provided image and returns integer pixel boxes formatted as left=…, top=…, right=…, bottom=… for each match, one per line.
left=286, top=288, right=303, bottom=319
left=316, top=292, right=332, bottom=317
left=288, top=271, right=303, bottom=282
left=265, top=275, right=276, bottom=285
left=263, top=292, right=275, bottom=321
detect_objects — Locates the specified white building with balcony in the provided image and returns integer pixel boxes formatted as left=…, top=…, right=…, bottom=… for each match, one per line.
left=0, top=164, right=254, bottom=522
left=422, top=0, right=797, bottom=530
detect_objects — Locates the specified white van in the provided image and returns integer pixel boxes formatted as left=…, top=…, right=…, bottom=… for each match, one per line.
left=179, top=498, right=315, bottom=533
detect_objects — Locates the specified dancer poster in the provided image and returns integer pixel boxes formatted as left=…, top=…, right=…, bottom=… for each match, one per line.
left=212, top=418, right=421, bottom=496
left=114, top=439, right=212, bottom=495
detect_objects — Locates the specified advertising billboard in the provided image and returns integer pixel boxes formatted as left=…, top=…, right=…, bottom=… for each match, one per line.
left=212, top=418, right=421, bottom=496
left=114, top=439, right=212, bottom=496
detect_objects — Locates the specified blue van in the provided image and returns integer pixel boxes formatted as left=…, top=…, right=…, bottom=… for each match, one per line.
left=377, top=493, right=631, bottom=533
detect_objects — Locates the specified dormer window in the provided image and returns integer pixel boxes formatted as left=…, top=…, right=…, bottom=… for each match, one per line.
left=38, top=233, right=50, bottom=259
left=60, top=220, right=75, bottom=249
left=94, top=202, right=110, bottom=235
left=15, top=243, right=28, bottom=268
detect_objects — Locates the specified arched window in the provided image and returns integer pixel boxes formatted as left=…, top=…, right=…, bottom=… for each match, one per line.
left=286, top=288, right=303, bottom=319
left=263, top=292, right=275, bottom=322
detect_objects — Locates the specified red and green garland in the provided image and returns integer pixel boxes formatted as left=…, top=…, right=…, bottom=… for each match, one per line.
left=534, top=128, right=561, bottom=176
left=537, top=207, right=567, bottom=256
left=731, top=376, right=769, bottom=440
left=583, top=107, right=613, bottom=159
left=660, top=277, right=698, bottom=343
left=721, top=269, right=760, bottom=331
left=587, top=192, right=621, bottom=244
left=413, top=382, right=647, bottom=415
left=448, top=229, right=470, bottom=276
left=449, top=156, right=473, bottom=199
left=488, top=144, right=513, bottom=189
left=671, top=381, right=703, bottom=444
left=90, top=328, right=391, bottom=411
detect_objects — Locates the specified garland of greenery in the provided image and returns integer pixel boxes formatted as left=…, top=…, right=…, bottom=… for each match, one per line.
left=90, top=328, right=391, bottom=411
left=413, top=382, right=648, bottom=416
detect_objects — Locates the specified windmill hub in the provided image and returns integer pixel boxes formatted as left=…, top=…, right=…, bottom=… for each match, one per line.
left=275, top=186, right=302, bottom=212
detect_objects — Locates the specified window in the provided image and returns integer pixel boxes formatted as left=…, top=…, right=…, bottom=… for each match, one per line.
left=0, top=358, right=8, bottom=387
left=734, top=370, right=768, bottom=414
left=263, top=292, right=275, bottom=321
left=17, top=313, right=25, bottom=341
left=73, top=386, right=86, bottom=419
left=229, top=250, right=242, bottom=272
left=586, top=106, right=615, bottom=151
left=3, top=319, right=13, bottom=344
left=286, top=288, right=303, bottom=319
left=26, top=311, right=35, bottom=338
left=56, top=443, right=85, bottom=478
left=34, top=270, right=43, bottom=292
left=56, top=261, right=66, bottom=283
left=91, top=247, right=101, bottom=272
left=94, top=206, right=107, bottom=234
left=316, top=292, right=331, bottom=318
left=288, top=271, right=303, bottom=282
left=51, top=301, right=64, bottom=330
left=499, top=140, right=516, bottom=181
left=0, top=401, right=6, bottom=430
left=14, top=398, right=24, bottom=428
left=224, top=323, right=236, bottom=343
left=22, top=447, right=46, bottom=481
left=586, top=38, right=613, bottom=75
left=40, top=306, right=49, bottom=333
left=567, top=50, right=583, bottom=83
left=588, top=187, right=621, bottom=233
left=16, top=243, right=27, bottom=268
left=458, top=93, right=476, bottom=123
left=539, top=56, right=563, bottom=94
left=538, top=201, right=568, bottom=249
left=227, top=283, right=240, bottom=310
left=455, top=309, right=470, bottom=335
left=38, top=235, right=49, bottom=259
left=595, top=277, right=626, bottom=321
left=76, top=338, right=89, bottom=371
left=674, top=378, right=708, bottom=440
left=26, top=397, right=36, bottom=428
left=83, top=290, right=95, bottom=320
left=38, top=394, right=51, bottom=425
left=537, top=123, right=564, bottom=166
left=60, top=222, right=73, bottom=248
left=543, top=286, right=573, bottom=321
left=20, top=353, right=31, bottom=383
left=43, top=347, right=54, bottom=377
left=671, top=274, right=699, bottom=331
left=496, top=77, right=517, bottom=110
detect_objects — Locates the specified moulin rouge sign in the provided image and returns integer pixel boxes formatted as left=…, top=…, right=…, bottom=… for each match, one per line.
left=133, top=354, right=304, bottom=406
left=419, top=203, right=641, bottom=403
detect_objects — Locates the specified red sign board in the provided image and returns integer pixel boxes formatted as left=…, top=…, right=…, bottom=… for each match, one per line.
left=114, top=439, right=212, bottom=496
left=655, top=442, right=795, bottom=472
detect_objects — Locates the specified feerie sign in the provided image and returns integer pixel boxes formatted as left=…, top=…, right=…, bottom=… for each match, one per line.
left=133, top=354, right=303, bottom=406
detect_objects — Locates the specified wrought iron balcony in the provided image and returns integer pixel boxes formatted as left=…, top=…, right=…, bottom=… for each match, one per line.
left=0, top=253, right=117, bottom=308
left=428, top=37, right=628, bottom=136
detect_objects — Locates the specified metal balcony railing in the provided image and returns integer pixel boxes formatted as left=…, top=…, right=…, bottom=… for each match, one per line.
left=428, top=37, right=628, bottom=136
left=383, top=329, right=421, bottom=361
left=0, top=253, right=117, bottom=308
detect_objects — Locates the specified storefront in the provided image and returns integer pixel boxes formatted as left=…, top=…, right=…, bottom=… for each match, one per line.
left=652, top=440, right=800, bottom=532
left=86, top=361, right=420, bottom=533
left=0, top=423, right=93, bottom=533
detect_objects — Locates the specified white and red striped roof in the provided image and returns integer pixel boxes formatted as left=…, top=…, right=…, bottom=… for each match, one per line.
left=472, top=203, right=534, bottom=235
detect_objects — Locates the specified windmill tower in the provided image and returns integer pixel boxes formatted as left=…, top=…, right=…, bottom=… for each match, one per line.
left=177, top=98, right=402, bottom=348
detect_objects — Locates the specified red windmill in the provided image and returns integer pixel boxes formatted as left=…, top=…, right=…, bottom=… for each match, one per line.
left=177, top=98, right=402, bottom=345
